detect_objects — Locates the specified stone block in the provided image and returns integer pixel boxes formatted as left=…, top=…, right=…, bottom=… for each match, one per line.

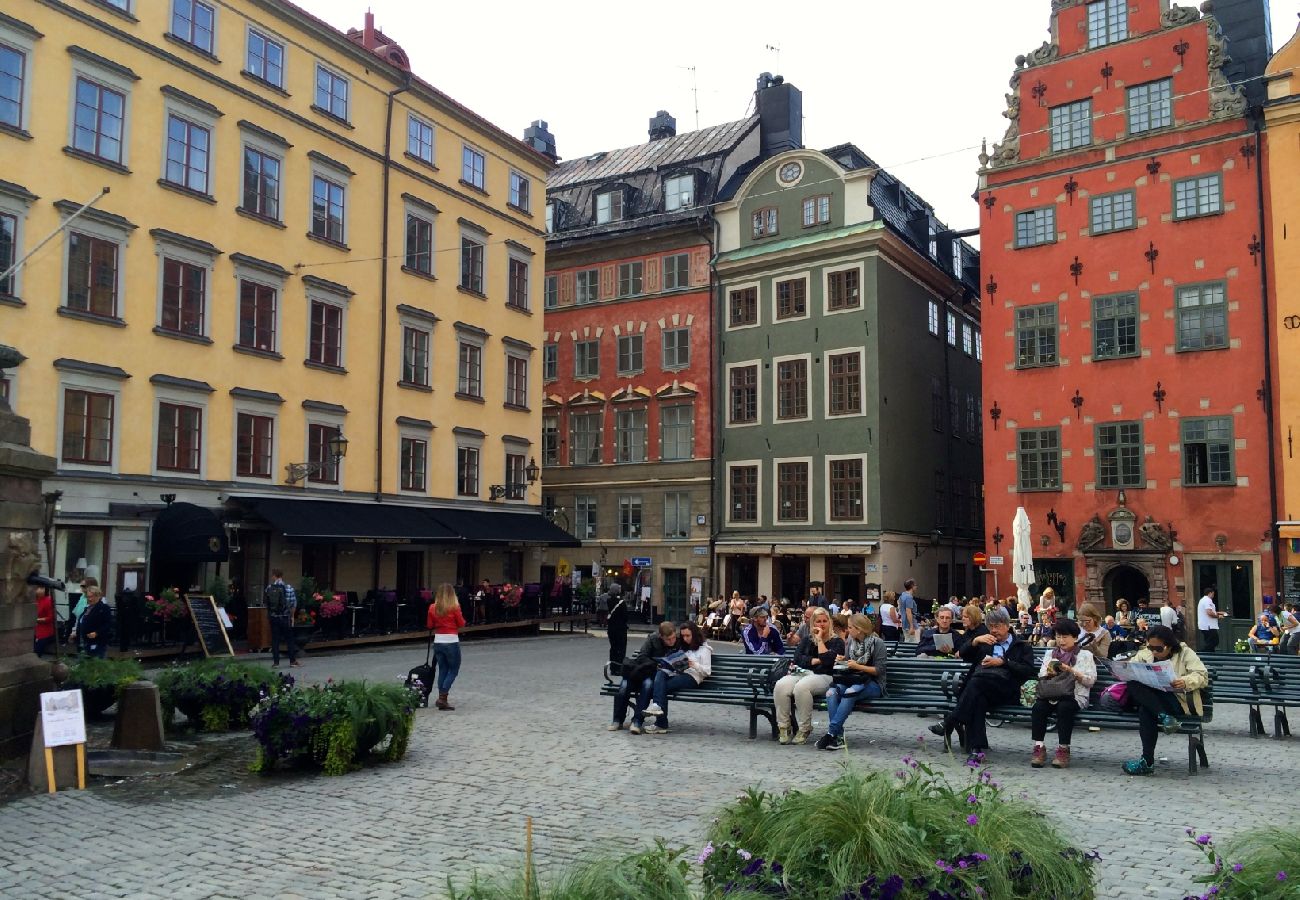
left=111, top=681, right=166, bottom=752
left=26, top=717, right=80, bottom=791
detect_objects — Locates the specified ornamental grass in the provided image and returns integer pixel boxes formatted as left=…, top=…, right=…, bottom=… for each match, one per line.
left=1184, top=826, right=1298, bottom=899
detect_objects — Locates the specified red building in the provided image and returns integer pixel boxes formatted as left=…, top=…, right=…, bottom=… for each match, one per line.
left=978, top=0, right=1275, bottom=642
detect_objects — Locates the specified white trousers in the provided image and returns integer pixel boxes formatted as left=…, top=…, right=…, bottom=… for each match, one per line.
left=773, top=673, right=834, bottom=731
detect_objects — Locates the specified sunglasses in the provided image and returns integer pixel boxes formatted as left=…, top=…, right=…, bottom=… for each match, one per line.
left=1148, top=644, right=1170, bottom=653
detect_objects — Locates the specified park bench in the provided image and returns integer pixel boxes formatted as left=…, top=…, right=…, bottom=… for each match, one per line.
left=1198, top=651, right=1300, bottom=738
left=598, top=654, right=773, bottom=731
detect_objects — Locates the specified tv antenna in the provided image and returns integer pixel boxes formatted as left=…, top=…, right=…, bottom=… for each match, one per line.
left=680, top=65, right=699, bottom=130
left=765, top=43, right=781, bottom=71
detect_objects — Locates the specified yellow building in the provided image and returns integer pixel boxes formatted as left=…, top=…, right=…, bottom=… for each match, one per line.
left=1267, top=22, right=1300, bottom=586
left=0, top=0, right=573, bottom=620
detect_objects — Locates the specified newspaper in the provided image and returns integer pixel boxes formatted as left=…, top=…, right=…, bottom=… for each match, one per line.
left=1106, top=658, right=1177, bottom=691
left=932, top=632, right=955, bottom=653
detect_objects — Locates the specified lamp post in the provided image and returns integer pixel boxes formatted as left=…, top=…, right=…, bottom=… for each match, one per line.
left=41, top=490, right=67, bottom=675
left=284, top=431, right=349, bottom=484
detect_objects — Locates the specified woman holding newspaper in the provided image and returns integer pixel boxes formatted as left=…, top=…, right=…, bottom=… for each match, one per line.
left=1117, top=624, right=1209, bottom=776
left=640, top=623, right=711, bottom=733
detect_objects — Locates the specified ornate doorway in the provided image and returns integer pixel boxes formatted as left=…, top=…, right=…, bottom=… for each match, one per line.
left=1083, top=552, right=1167, bottom=613
left=1103, top=564, right=1150, bottom=613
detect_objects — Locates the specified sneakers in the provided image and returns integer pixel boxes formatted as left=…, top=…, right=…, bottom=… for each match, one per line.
left=1052, top=747, right=1070, bottom=769
left=1030, top=745, right=1047, bottom=768
left=290, top=661, right=304, bottom=668
left=643, top=724, right=669, bottom=734
left=1122, top=758, right=1154, bottom=776
left=823, top=735, right=846, bottom=752
left=642, top=702, right=664, bottom=718
left=607, top=722, right=623, bottom=732
left=1158, top=712, right=1182, bottom=735
left=815, top=733, right=835, bottom=750
left=778, top=726, right=791, bottom=745
left=629, top=722, right=643, bottom=735
left=792, top=727, right=812, bottom=745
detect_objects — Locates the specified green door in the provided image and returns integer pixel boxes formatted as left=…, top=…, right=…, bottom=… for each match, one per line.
left=663, top=568, right=688, bottom=623
left=1193, top=561, right=1254, bottom=649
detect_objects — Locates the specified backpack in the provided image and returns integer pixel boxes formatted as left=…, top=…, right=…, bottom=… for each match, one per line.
left=264, top=582, right=288, bottom=616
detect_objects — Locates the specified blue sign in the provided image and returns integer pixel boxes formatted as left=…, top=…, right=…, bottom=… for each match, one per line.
left=632, top=557, right=652, bottom=568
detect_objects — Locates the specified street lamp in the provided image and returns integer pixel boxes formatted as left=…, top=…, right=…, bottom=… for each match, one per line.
left=913, top=529, right=942, bottom=558
left=525, top=457, right=540, bottom=484
left=285, top=431, right=348, bottom=484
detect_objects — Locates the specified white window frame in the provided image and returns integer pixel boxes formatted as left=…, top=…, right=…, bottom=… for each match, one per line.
left=0, top=181, right=35, bottom=301
left=160, top=90, right=219, bottom=196
left=462, top=144, right=486, bottom=190
left=239, top=124, right=284, bottom=221
left=402, top=196, right=437, bottom=277
left=927, top=300, right=940, bottom=336
left=400, top=322, right=432, bottom=387
left=170, top=0, right=217, bottom=55
left=304, top=283, right=350, bottom=370
left=398, top=430, right=430, bottom=494
left=57, top=368, right=125, bottom=474
left=459, top=225, right=486, bottom=294
left=821, top=262, right=864, bottom=317
left=231, top=256, right=287, bottom=355
left=543, top=274, right=558, bottom=310
left=614, top=407, right=648, bottom=464
left=664, top=173, right=694, bottom=211
left=659, top=402, right=694, bottom=461
left=302, top=408, right=346, bottom=491
left=455, top=325, right=487, bottom=398
left=314, top=63, right=349, bottom=121
left=309, top=155, right=351, bottom=246
left=824, top=452, right=869, bottom=525
left=504, top=349, right=530, bottom=409
left=664, top=492, right=692, bottom=539
left=544, top=202, right=554, bottom=234
left=68, top=54, right=135, bottom=167
left=772, top=271, right=811, bottom=323
left=60, top=207, right=133, bottom=320
left=618, top=495, right=643, bottom=540
left=245, top=26, right=285, bottom=88
left=507, top=250, right=530, bottom=311
left=575, top=494, right=598, bottom=539
left=726, top=280, right=761, bottom=331
left=509, top=170, right=530, bottom=211
left=575, top=268, right=599, bottom=304
left=725, top=459, right=763, bottom=528
left=150, top=382, right=209, bottom=480
left=772, top=352, right=813, bottom=423
left=152, top=231, right=218, bottom=340
left=773, top=456, right=814, bottom=525
left=824, top=346, right=866, bottom=419
left=0, top=18, right=39, bottom=134
left=595, top=189, right=622, bottom=224
left=407, top=113, right=434, bottom=164
left=231, top=399, right=279, bottom=482
left=725, top=359, right=762, bottom=429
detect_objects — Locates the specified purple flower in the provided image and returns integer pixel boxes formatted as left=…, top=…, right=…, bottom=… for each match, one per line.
left=973, top=853, right=989, bottom=862
left=958, top=860, right=969, bottom=869
left=770, top=861, right=783, bottom=876
left=695, top=842, right=714, bottom=865
left=742, top=857, right=765, bottom=877
left=737, top=849, right=752, bottom=861
left=966, top=814, right=980, bottom=826
left=1232, top=863, right=1243, bottom=873
left=935, top=859, right=954, bottom=874
left=1196, top=834, right=1212, bottom=846
left=967, top=794, right=978, bottom=804
left=1209, top=888, right=1219, bottom=896
left=1186, top=827, right=1196, bottom=836
left=880, top=875, right=905, bottom=900
left=1278, top=872, right=1288, bottom=881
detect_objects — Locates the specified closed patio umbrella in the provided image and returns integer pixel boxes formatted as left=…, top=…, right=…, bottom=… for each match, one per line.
left=1012, top=506, right=1035, bottom=608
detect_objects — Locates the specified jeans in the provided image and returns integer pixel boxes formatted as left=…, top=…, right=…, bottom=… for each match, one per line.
left=1030, top=697, right=1080, bottom=745
left=650, top=671, right=696, bottom=727
left=433, top=642, right=462, bottom=693
left=269, top=615, right=297, bottom=664
left=945, top=675, right=1020, bottom=752
left=612, top=676, right=656, bottom=725
left=1199, top=628, right=1220, bottom=653
left=773, top=673, right=834, bottom=731
left=825, top=680, right=883, bottom=737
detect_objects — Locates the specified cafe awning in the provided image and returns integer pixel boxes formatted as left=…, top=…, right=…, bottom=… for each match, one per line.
left=239, top=497, right=459, bottom=544
left=429, top=508, right=581, bottom=547
left=151, top=501, right=229, bottom=562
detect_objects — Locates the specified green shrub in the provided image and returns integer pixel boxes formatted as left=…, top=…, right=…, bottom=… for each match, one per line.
left=154, top=658, right=287, bottom=731
left=446, top=841, right=697, bottom=900
left=1186, top=827, right=1297, bottom=898
left=64, top=655, right=142, bottom=695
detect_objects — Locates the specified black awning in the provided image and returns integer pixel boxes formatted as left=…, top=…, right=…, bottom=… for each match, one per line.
left=151, top=502, right=229, bottom=562
left=429, top=508, right=581, bottom=547
left=237, top=497, right=460, bottom=544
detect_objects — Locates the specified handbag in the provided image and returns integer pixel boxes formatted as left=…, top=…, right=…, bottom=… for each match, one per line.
left=1036, top=670, right=1077, bottom=701
left=1099, top=681, right=1131, bottom=712
left=763, top=657, right=792, bottom=693
left=621, top=655, right=657, bottom=686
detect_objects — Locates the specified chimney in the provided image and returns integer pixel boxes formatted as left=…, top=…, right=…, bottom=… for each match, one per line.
left=755, top=73, right=803, bottom=157
left=648, top=110, right=677, bottom=141
left=523, top=120, right=558, bottom=161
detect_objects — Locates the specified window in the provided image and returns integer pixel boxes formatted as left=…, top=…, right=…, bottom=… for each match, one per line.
left=235, top=412, right=273, bottom=478
left=1182, top=417, right=1234, bottom=486
left=315, top=65, right=348, bottom=120
left=509, top=171, right=530, bottom=211
left=0, top=44, right=25, bottom=130
left=829, top=457, right=865, bottom=521
left=543, top=275, right=558, bottom=309
left=617, top=335, right=643, bottom=374
left=1176, top=282, right=1228, bottom=351
left=1090, top=191, right=1135, bottom=234
left=164, top=115, right=210, bottom=194
left=664, top=493, right=691, bottom=538
left=505, top=453, right=526, bottom=498
left=72, top=77, right=125, bottom=163
left=569, top=411, right=602, bottom=465
left=827, top=268, right=860, bottom=311
left=1128, top=79, right=1172, bottom=134
left=949, top=385, right=961, bottom=437
left=404, top=214, right=433, bottom=274
left=545, top=202, right=554, bottom=234
left=663, top=328, right=690, bottom=368
left=400, top=437, right=427, bottom=491
left=542, top=344, right=557, bottom=381
left=171, top=0, right=215, bottom=53
left=947, top=312, right=958, bottom=346
left=311, top=175, right=346, bottom=244
left=66, top=232, right=118, bottom=318
left=927, top=300, right=940, bottom=336
left=160, top=258, right=205, bottom=336
left=1015, top=207, right=1056, bottom=247
left=1093, top=293, right=1138, bottom=359
left=729, top=287, right=757, bottom=327
left=505, top=356, right=528, bottom=407
left=967, top=393, right=979, bottom=441
left=457, top=342, right=482, bottom=397
left=237, top=279, right=276, bottom=352
left=306, top=423, right=340, bottom=484
left=962, top=323, right=973, bottom=355
left=975, top=331, right=983, bottom=361
left=62, top=390, right=113, bottom=465
left=776, top=278, right=807, bottom=320
left=660, top=404, right=693, bottom=460
left=729, top=364, right=758, bottom=425
left=460, top=236, right=484, bottom=293
left=934, top=470, right=947, bottom=527
left=508, top=258, right=529, bottom=309
left=542, top=416, right=559, bottom=465
left=1174, top=175, right=1223, bottom=220
left=246, top=29, right=284, bottom=87
left=1096, top=421, right=1143, bottom=488
left=777, top=461, right=809, bottom=521
left=931, top=377, right=944, bottom=432
left=156, top=400, right=198, bottom=470
left=1016, top=304, right=1057, bottom=367
left=752, top=207, right=778, bottom=238
left=0, top=212, right=15, bottom=296
left=462, top=146, right=485, bottom=189
left=618, top=496, right=642, bottom=539
left=617, top=261, right=643, bottom=297
left=308, top=300, right=342, bottom=367
left=575, top=495, right=597, bottom=539
left=802, top=195, right=830, bottom=227
left=729, top=465, right=758, bottom=523
left=403, top=114, right=435, bottom=164
left=575, top=269, right=599, bottom=304
left=574, top=340, right=599, bottom=378
left=663, top=253, right=690, bottom=290
left=1049, top=100, right=1091, bottom=152
left=242, top=146, right=280, bottom=220
left=828, top=351, right=862, bottom=416
left=665, top=174, right=694, bottom=211
left=1017, top=428, right=1060, bottom=491
left=456, top=446, right=479, bottom=496
left=616, top=409, right=647, bottom=463
left=776, top=358, right=808, bottom=420
left=401, top=326, right=430, bottom=386
left=596, top=190, right=622, bottom=224
left=1088, top=0, right=1128, bottom=48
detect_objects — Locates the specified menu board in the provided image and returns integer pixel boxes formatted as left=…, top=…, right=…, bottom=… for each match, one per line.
left=186, top=594, right=234, bottom=657
left=40, top=690, right=87, bottom=747
left=1283, top=567, right=1300, bottom=605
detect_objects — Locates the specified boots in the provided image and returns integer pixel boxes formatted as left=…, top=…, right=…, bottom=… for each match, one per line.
left=436, top=692, right=455, bottom=710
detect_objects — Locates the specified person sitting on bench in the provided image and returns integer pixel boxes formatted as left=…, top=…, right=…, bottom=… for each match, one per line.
left=817, top=613, right=888, bottom=751
left=915, top=606, right=959, bottom=657
left=609, top=622, right=677, bottom=734
left=1121, top=625, right=1209, bottom=777
left=741, top=606, right=784, bottom=655
left=640, top=622, right=712, bottom=733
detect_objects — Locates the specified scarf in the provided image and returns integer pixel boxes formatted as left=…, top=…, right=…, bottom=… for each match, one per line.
left=1053, top=644, right=1080, bottom=667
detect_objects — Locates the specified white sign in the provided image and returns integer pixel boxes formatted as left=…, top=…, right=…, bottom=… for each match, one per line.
left=692, top=546, right=708, bottom=556
left=988, top=556, right=1005, bottom=566
left=40, top=690, right=87, bottom=747
left=122, top=571, right=138, bottom=591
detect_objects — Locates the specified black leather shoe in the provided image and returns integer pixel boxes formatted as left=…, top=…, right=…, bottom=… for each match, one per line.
left=928, top=722, right=948, bottom=738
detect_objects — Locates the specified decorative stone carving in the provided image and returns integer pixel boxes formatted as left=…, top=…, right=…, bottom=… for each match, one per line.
left=1016, top=42, right=1060, bottom=70
left=4, top=532, right=40, bottom=591
left=1139, top=516, right=1174, bottom=552
left=1205, top=18, right=1248, bottom=119
left=1077, top=515, right=1106, bottom=552
left=1162, top=3, right=1202, bottom=27
left=1051, top=0, right=1087, bottom=9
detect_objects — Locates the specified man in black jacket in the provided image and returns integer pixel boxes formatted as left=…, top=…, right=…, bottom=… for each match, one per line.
left=608, top=622, right=677, bottom=734
left=915, top=606, right=959, bottom=657
left=929, top=607, right=1035, bottom=761
left=605, top=583, right=629, bottom=670
left=74, top=586, right=113, bottom=658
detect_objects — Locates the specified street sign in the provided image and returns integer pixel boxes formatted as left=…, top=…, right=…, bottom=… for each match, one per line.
left=973, top=552, right=988, bottom=566
left=631, top=556, right=652, bottom=568
left=988, top=555, right=1005, bottom=566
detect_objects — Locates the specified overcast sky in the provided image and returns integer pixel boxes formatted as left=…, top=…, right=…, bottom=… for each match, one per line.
left=303, top=0, right=1298, bottom=233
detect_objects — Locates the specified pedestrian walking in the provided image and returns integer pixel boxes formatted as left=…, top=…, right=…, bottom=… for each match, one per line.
left=73, top=586, right=112, bottom=658
left=33, top=585, right=56, bottom=657
left=264, top=568, right=300, bottom=668
left=899, top=579, right=919, bottom=641
left=605, top=582, right=628, bottom=670
left=427, top=583, right=465, bottom=710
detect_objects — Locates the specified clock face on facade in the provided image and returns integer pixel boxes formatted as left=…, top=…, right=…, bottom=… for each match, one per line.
left=777, top=161, right=803, bottom=185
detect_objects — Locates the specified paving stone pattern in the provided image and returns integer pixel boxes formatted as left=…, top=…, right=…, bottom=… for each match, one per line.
left=1, top=635, right=1294, bottom=899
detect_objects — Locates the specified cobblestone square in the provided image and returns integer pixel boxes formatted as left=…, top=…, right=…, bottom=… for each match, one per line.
left=1, top=634, right=1294, bottom=900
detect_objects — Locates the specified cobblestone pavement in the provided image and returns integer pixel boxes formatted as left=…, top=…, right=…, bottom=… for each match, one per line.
left=1, top=634, right=1294, bottom=899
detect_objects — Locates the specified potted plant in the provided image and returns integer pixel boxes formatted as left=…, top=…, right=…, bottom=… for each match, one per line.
left=319, top=592, right=347, bottom=638
left=156, top=658, right=290, bottom=731
left=144, top=587, right=189, bottom=643
left=63, top=656, right=143, bottom=717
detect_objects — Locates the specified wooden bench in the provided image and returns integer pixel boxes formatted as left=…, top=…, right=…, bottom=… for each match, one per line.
left=598, top=654, right=772, bottom=730
left=1199, top=651, right=1300, bottom=738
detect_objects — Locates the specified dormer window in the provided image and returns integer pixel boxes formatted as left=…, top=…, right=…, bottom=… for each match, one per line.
left=665, top=174, right=694, bottom=211
left=752, top=207, right=778, bottom=239
left=545, top=201, right=555, bottom=233
left=596, top=190, right=623, bottom=224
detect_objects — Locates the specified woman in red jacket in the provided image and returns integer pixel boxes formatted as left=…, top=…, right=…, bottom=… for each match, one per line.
left=33, top=586, right=56, bottom=657
left=426, top=583, right=466, bottom=710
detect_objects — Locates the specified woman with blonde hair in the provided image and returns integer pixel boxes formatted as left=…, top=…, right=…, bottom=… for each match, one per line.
left=817, top=613, right=888, bottom=750
left=772, top=607, right=843, bottom=744
left=1078, top=605, right=1111, bottom=659
left=426, top=583, right=466, bottom=710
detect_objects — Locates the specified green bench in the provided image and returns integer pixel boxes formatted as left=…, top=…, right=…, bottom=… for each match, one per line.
left=1198, top=651, right=1300, bottom=738
left=598, top=654, right=773, bottom=731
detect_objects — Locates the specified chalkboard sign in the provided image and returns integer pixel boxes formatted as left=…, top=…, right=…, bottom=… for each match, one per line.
left=186, top=594, right=234, bottom=658
left=1284, top=567, right=1300, bottom=605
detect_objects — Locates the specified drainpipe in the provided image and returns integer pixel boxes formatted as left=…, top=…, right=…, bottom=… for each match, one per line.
left=708, top=214, right=721, bottom=599
left=1252, top=115, right=1282, bottom=602
left=376, top=78, right=411, bottom=501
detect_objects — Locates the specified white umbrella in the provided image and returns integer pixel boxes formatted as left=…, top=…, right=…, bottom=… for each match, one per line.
left=1012, top=506, right=1035, bottom=608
